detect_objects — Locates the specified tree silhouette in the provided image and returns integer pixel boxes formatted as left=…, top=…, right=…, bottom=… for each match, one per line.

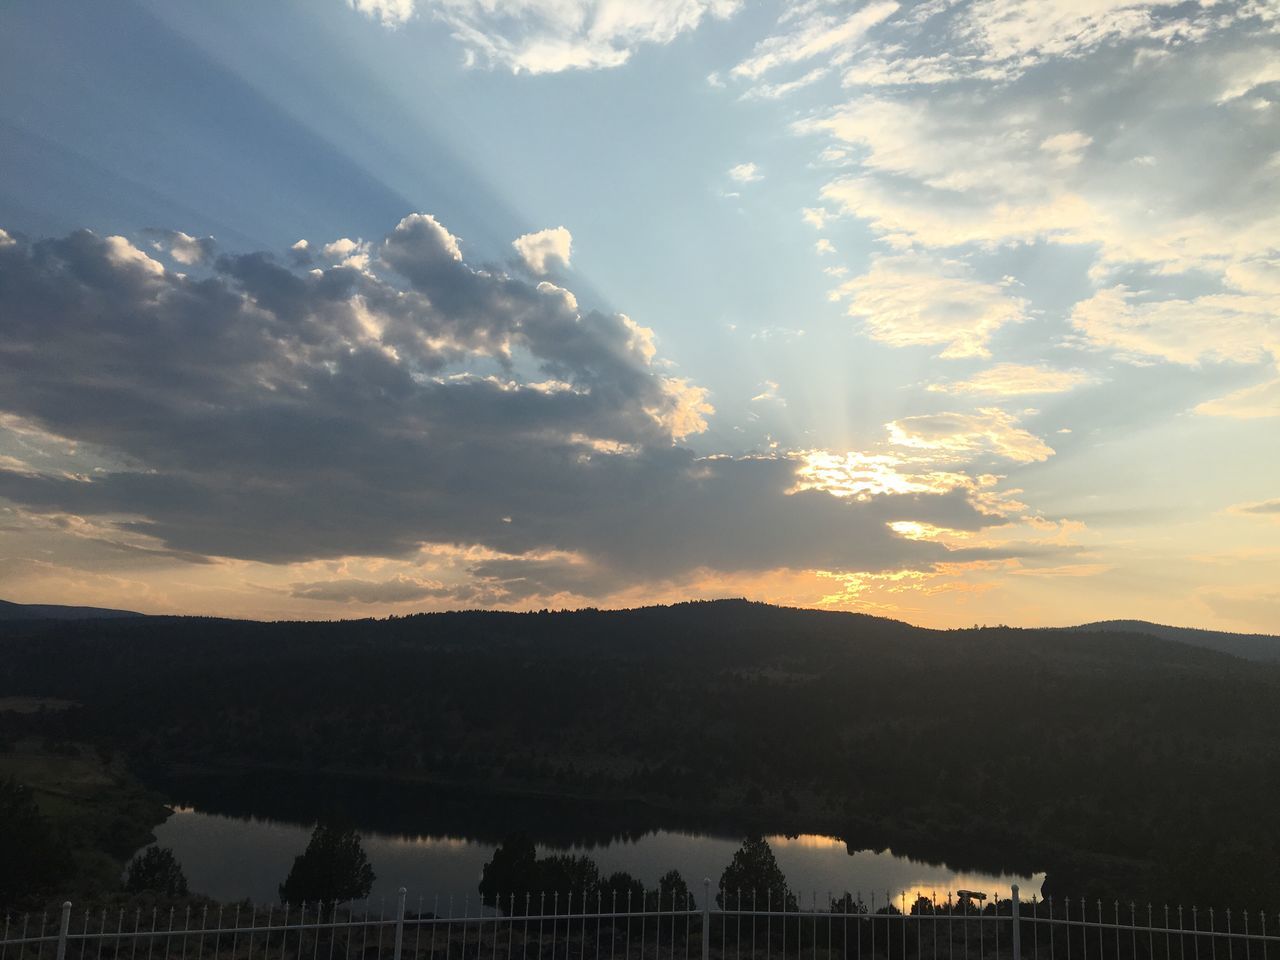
left=479, top=835, right=540, bottom=910
left=124, top=847, right=189, bottom=897
left=279, top=821, right=375, bottom=905
left=480, top=835, right=602, bottom=913
left=717, top=837, right=796, bottom=910
left=599, top=870, right=646, bottom=910
left=653, top=869, right=696, bottom=910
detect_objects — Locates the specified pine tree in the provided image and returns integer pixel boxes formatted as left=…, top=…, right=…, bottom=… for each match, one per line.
left=716, top=837, right=796, bottom=910
left=124, top=847, right=189, bottom=897
left=279, top=822, right=375, bottom=905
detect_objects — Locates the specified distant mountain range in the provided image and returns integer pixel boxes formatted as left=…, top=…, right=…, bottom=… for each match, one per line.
left=0, top=597, right=1276, bottom=661
left=0, top=599, right=144, bottom=621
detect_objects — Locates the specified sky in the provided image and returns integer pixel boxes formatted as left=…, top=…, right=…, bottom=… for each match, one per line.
left=0, top=0, right=1277, bottom=630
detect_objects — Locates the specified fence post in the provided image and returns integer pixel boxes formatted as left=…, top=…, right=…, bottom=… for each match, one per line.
left=55, top=902, right=72, bottom=960
left=1011, top=885, right=1021, bottom=960
left=393, top=887, right=407, bottom=960
left=702, top=879, right=711, bottom=960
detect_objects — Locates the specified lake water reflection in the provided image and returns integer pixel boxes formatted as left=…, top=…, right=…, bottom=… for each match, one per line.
left=146, top=807, right=1045, bottom=909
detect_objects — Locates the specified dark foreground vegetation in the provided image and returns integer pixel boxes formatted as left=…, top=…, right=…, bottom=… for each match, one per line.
left=2, top=600, right=1278, bottom=909
left=0, top=743, right=167, bottom=906
left=0, top=832, right=1243, bottom=960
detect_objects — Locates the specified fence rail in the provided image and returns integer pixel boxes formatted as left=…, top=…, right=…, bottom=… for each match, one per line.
left=3, top=885, right=1274, bottom=960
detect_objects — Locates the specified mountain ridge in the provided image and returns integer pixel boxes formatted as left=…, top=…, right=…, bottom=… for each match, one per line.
left=3, top=595, right=1276, bottom=661
left=0, top=599, right=145, bottom=621
left=1061, top=617, right=1280, bottom=662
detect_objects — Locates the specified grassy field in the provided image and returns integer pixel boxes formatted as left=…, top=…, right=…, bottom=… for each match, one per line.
left=0, top=738, right=171, bottom=898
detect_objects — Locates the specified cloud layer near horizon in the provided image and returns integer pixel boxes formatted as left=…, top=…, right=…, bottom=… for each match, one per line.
left=0, top=217, right=1035, bottom=605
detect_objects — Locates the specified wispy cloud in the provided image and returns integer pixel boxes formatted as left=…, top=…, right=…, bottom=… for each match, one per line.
left=1228, top=499, right=1280, bottom=518
left=739, top=66, right=829, bottom=101
left=350, top=0, right=742, bottom=73
left=928, top=364, right=1094, bottom=396
left=1196, top=375, right=1280, bottom=419
left=730, top=2, right=898, bottom=80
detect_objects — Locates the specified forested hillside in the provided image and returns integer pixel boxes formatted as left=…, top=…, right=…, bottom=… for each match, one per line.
left=2, top=600, right=1277, bottom=907
left=1069, top=619, right=1280, bottom=662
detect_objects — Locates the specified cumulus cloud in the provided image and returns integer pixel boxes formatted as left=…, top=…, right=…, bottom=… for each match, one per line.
left=322, top=236, right=372, bottom=271
left=652, top=377, right=715, bottom=439
left=381, top=212, right=463, bottom=275
left=833, top=255, right=1027, bottom=358
left=352, top=0, right=741, bottom=73
left=801, top=207, right=829, bottom=229
left=147, top=229, right=215, bottom=266
left=102, top=235, right=165, bottom=276
left=513, top=226, right=572, bottom=274
left=887, top=408, right=1055, bottom=464
left=728, top=162, right=762, bottom=183
left=0, top=218, right=1024, bottom=601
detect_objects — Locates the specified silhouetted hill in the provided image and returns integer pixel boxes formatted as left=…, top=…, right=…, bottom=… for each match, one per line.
left=0, top=599, right=144, bottom=621
left=2, top=599, right=1279, bottom=907
left=1067, top=618, right=1280, bottom=662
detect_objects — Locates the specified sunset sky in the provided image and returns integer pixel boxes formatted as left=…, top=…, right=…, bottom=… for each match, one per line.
left=1, top=0, right=1277, bottom=629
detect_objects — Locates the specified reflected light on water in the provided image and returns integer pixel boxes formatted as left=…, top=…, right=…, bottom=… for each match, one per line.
left=385, top=835, right=474, bottom=849
left=767, top=834, right=848, bottom=850
left=148, top=809, right=1045, bottom=906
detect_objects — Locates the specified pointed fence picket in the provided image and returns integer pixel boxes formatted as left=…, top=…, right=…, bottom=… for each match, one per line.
left=4, top=884, right=1275, bottom=960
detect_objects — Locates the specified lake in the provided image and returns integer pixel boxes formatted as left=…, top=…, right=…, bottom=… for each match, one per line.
left=139, top=774, right=1044, bottom=908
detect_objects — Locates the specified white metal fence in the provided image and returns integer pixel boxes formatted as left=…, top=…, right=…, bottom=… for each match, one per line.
left=3, top=885, right=1276, bottom=960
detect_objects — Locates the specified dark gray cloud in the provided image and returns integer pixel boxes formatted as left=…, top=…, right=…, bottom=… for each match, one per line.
left=0, top=217, right=1023, bottom=596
